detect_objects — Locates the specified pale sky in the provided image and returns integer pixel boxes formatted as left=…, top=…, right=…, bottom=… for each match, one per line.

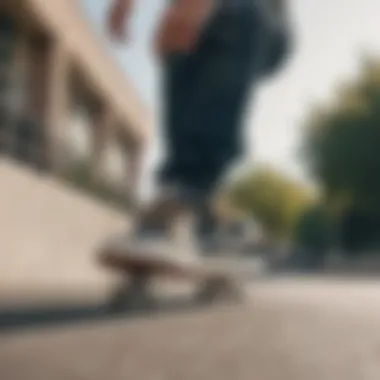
left=81, top=0, right=380, bottom=198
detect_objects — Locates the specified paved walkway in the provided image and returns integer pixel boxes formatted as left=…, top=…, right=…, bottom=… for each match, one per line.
left=1, top=277, right=380, bottom=380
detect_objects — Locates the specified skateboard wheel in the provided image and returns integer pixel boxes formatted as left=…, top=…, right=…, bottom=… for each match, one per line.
left=107, top=277, right=156, bottom=312
left=196, top=277, right=243, bottom=304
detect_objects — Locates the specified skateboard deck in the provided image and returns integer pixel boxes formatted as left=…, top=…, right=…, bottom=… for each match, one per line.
left=99, top=249, right=199, bottom=279
left=98, top=247, right=255, bottom=310
left=100, top=249, right=254, bottom=279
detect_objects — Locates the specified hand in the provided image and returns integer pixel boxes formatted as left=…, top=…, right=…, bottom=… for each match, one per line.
left=106, top=0, right=130, bottom=43
left=155, top=0, right=214, bottom=57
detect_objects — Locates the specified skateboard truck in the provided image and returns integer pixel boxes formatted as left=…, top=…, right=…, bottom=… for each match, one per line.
left=107, top=270, right=156, bottom=312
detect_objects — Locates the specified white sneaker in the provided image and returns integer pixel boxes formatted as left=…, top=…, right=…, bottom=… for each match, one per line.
left=100, top=214, right=200, bottom=266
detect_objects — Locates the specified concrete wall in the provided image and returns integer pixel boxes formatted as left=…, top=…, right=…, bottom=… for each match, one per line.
left=0, top=159, right=126, bottom=302
left=25, top=0, right=151, bottom=141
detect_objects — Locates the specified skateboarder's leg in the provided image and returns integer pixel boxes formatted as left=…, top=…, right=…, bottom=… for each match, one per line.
left=158, top=7, right=263, bottom=254
left=103, top=7, right=263, bottom=259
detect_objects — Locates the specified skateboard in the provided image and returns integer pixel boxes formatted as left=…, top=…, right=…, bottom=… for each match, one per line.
left=98, top=247, right=255, bottom=311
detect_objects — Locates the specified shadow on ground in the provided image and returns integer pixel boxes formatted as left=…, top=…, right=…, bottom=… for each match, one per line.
left=0, top=296, right=208, bottom=334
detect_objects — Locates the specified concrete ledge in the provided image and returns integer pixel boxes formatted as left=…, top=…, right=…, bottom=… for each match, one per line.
left=0, top=159, right=126, bottom=293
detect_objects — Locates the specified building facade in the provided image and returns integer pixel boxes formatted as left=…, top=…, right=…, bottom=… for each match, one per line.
left=0, top=0, right=150, bottom=197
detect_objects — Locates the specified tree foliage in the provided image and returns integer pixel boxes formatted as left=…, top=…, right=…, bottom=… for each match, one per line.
left=303, top=57, right=380, bottom=211
left=294, top=203, right=335, bottom=250
left=302, top=57, right=380, bottom=250
left=228, top=166, right=312, bottom=240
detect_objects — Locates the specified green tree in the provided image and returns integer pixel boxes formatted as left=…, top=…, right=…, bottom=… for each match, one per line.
left=294, top=203, right=335, bottom=251
left=302, top=57, right=380, bottom=251
left=228, top=166, right=312, bottom=240
left=303, top=57, right=380, bottom=211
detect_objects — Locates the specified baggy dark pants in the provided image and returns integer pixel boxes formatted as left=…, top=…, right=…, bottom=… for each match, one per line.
left=159, top=5, right=263, bottom=200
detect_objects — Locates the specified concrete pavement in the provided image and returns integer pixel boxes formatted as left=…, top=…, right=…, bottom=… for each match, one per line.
left=1, top=277, right=380, bottom=380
